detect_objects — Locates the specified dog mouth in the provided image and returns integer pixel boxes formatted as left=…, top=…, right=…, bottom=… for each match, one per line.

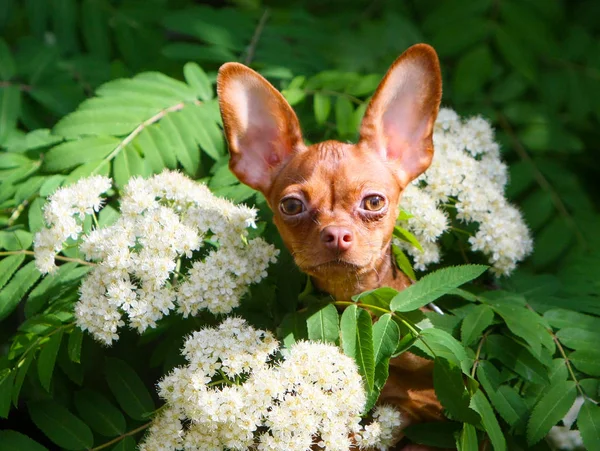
left=302, top=259, right=365, bottom=275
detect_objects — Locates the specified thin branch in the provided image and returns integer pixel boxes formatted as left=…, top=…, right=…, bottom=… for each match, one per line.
left=0, top=250, right=96, bottom=266
left=496, top=112, right=587, bottom=248
left=90, top=422, right=152, bottom=451
left=471, top=329, right=492, bottom=378
left=0, top=81, right=32, bottom=91
left=244, top=9, right=270, bottom=66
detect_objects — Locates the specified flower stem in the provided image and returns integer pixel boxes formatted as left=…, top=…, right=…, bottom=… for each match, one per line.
left=89, top=421, right=152, bottom=451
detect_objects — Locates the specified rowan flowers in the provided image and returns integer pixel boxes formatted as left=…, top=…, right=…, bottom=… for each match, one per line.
left=34, top=171, right=279, bottom=345
left=398, top=108, right=533, bottom=275
left=139, top=319, right=403, bottom=451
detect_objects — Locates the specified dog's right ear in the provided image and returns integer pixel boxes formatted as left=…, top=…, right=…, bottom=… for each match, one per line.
left=217, top=63, right=305, bottom=195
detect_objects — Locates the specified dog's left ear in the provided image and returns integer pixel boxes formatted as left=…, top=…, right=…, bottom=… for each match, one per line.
left=359, top=44, right=442, bottom=186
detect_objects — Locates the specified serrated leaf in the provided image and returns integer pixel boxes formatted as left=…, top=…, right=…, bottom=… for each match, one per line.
left=0, top=430, right=49, bottom=451
left=169, top=111, right=201, bottom=174
left=470, top=391, right=506, bottom=451
left=183, top=62, right=213, bottom=100
left=569, top=350, right=600, bottom=376
left=340, top=305, right=375, bottom=393
left=556, top=328, right=600, bottom=351
left=105, top=358, right=155, bottom=420
left=146, top=125, right=178, bottom=169
left=578, top=400, right=600, bottom=451
left=391, top=265, right=488, bottom=312
left=461, top=304, right=494, bottom=346
left=134, top=127, right=165, bottom=173
left=0, top=254, right=25, bottom=291
left=393, top=226, right=423, bottom=251
left=113, top=145, right=145, bottom=188
left=74, top=389, right=126, bottom=437
left=544, top=308, right=600, bottom=332
left=28, top=197, right=44, bottom=233
left=527, top=380, right=576, bottom=445
left=37, top=328, right=64, bottom=391
left=306, top=303, right=339, bottom=344
left=352, top=287, right=398, bottom=311
left=43, top=136, right=120, bottom=172
left=54, top=108, right=147, bottom=139
left=491, top=304, right=545, bottom=357
left=0, top=86, right=21, bottom=145
left=0, top=39, right=16, bottom=81
left=477, top=362, right=528, bottom=428
left=136, top=72, right=198, bottom=102
left=313, top=93, right=331, bottom=125
left=434, top=358, right=480, bottom=423
left=366, top=314, right=400, bottom=410
left=159, top=114, right=197, bottom=175
left=485, top=335, right=548, bottom=384
left=68, top=328, right=83, bottom=363
left=412, top=328, right=472, bottom=374
left=278, top=311, right=309, bottom=348
left=28, top=401, right=93, bottom=450
left=187, top=103, right=223, bottom=160
left=0, top=261, right=42, bottom=322
left=0, top=369, right=15, bottom=418
left=404, top=421, right=462, bottom=448
left=457, top=423, right=478, bottom=451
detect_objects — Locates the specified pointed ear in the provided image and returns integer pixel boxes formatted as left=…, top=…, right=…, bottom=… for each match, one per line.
left=217, top=63, right=305, bottom=195
left=359, top=44, right=442, bottom=186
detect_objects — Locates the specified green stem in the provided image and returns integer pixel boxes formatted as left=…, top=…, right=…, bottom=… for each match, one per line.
left=89, top=421, right=152, bottom=451
left=15, top=323, right=75, bottom=369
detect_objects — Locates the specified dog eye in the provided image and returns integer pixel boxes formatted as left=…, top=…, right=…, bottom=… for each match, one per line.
left=362, top=195, right=385, bottom=211
left=280, top=198, right=305, bottom=216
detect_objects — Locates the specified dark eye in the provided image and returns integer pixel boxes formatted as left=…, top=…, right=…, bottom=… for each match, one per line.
left=280, top=197, right=305, bottom=216
left=361, top=195, right=386, bottom=212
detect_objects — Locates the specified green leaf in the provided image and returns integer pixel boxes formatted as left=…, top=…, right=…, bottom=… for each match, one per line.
left=367, top=314, right=400, bottom=410
left=105, top=358, right=155, bottom=420
left=68, top=328, right=83, bottom=363
left=0, top=38, right=16, bottom=80
left=391, top=265, right=488, bottom=312
left=412, top=328, right=472, bottom=373
left=133, top=127, right=165, bottom=173
left=306, top=303, right=339, bottom=344
left=461, top=304, right=494, bottom=346
left=470, top=391, right=506, bottom=451
left=0, top=254, right=25, bottom=291
left=485, top=335, right=548, bottom=384
left=183, top=62, right=213, bottom=101
left=28, top=197, right=44, bottom=233
left=81, top=0, right=110, bottom=60
left=113, top=145, right=145, bottom=188
left=28, top=401, right=93, bottom=450
left=0, top=369, right=15, bottom=418
left=389, top=245, right=416, bottom=281
left=313, top=93, right=331, bottom=125
left=37, top=328, right=64, bottom=391
left=556, top=328, right=600, bottom=351
left=0, top=86, right=21, bottom=145
left=569, top=350, right=600, bottom=376
left=335, top=96, right=354, bottom=137
left=12, top=353, right=33, bottom=407
left=340, top=305, right=375, bottom=393
left=159, top=113, right=197, bottom=175
left=74, top=389, right=126, bottom=437
left=0, top=261, right=42, bottom=322
left=186, top=103, right=223, bottom=160
left=169, top=111, right=201, bottom=174
left=544, top=309, right=600, bottom=332
left=434, top=358, right=480, bottom=423
left=54, top=108, right=147, bottom=139
left=527, top=380, right=577, bottom=445
left=352, top=287, right=398, bottom=311
left=43, top=136, right=120, bottom=172
left=491, top=304, right=546, bottom=356
left=457, top=423, right=479, bottom=451
left=453, top=45, right=493, bottom=97
left=578, top=400, right=600, bottom=451
left=494, top=27, right=536, bottom=81
left=279, top=311, right=309, bottom=348
left=477, top=361, right=528, bottom=428
left=393, top=226, right=423, bottom=252
left=404, top=421, right=462, bottom=448
left=111, top=436, right=137, bottom=451
left=0, top=430, right=49, bottom=451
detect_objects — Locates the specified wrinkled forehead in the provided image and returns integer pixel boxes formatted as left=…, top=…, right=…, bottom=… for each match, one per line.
left=270, top=140, right=402, bottom=202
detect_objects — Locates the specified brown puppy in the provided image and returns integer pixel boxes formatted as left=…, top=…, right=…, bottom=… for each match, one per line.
left=218, top=44, right=444, bottom=448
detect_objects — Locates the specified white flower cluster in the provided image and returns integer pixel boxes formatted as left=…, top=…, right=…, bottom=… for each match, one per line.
left=398, top=109, right=533, bottom=275
left=33, top=175, right=111, bottom=274
left=140, top=318, right=403, bottom=451
left=34, top=171, right=279, bottom=345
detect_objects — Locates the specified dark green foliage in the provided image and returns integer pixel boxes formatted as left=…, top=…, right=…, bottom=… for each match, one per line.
left=0, top=1, right=598, bottom=450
